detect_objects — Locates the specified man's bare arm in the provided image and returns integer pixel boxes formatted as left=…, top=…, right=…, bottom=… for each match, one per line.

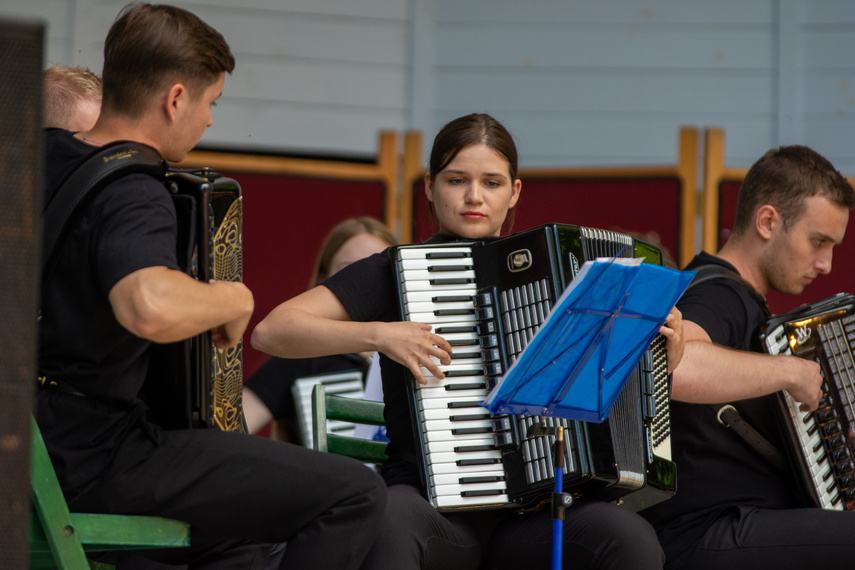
left=671, top=320, right=823, bottom=411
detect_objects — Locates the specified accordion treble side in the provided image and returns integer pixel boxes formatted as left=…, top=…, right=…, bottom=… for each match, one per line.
left=759, top=293, right=855, bottom=510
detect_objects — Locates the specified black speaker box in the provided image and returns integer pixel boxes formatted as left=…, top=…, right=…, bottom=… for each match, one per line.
left=0, top=17, right=44, bottom=569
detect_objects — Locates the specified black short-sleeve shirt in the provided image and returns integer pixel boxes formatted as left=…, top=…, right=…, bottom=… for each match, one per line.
left=641, top=251, right=804, bottom=561
left=36, top=129, right=180, bottom=494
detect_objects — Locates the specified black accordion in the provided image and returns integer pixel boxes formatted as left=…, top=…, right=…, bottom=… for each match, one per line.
left=392, top=223, right=675, bottom=512
left=144, top=168, right=246, bottom=433
left=759, top=293, right=855, bottom=510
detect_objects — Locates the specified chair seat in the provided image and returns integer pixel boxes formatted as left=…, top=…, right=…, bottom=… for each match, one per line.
left=29, top=416, right=190, bottom=569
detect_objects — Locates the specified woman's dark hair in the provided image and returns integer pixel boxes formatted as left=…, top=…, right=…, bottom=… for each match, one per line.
left=428, top=113, right=519, bottom=182
left=427, top=113, right=520, bottom=232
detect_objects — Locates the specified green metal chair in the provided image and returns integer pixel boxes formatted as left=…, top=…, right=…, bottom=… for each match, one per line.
left=311, top=384, right=388, bottom=465
left=29, top=416, right=190, bottom=569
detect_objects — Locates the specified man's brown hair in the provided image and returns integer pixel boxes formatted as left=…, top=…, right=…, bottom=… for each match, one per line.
left=101, top=3, right=235, bottom=117
left=732, top=145, right=855, bottom=237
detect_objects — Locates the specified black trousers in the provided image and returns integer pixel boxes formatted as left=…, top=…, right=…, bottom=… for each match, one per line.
left=665, top=505, right=855, bottom=569
left=68, top=424, right=386, bottom=569
left=359, top=484, right=665, bottom=570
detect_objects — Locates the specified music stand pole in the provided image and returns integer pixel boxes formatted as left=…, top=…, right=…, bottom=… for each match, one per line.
left=551, top=426, right=573, bottom=570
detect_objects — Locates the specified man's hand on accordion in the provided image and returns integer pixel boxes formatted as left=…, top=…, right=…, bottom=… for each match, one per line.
left=208, top=279, right=254, bottom=350
left=783, top=356, right=824, bottom=412
left=659, top=306, right=685, bottom=374
left=375, top=321, right=452, bottom=385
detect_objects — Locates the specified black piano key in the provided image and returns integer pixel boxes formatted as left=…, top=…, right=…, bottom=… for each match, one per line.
left=448, top=339, right=479, bottom=347
left=452, top=427, right=494, bottom=436
left=427, top=264, right=473, bottom=273
left=436, top=325, right=477, bottom=334
left=445, top=383, right=487, bottom=391
left=449, top=413, right=491, bottom=422
left=459, top=475, right=505, bottom=484
left=433, top=295, right=474, bottom=303
left=454, top=444, right=497, bottom=452
left=447, top=401, right=483, bottom=409
left=426, top=251, right=470, bottom=259
left=450, top=351, right=481, bottom=360
left=434, top=308, right=475, bottom=316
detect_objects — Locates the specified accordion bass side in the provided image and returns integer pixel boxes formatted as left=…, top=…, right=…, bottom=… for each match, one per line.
left=759, top=293, right=855, bottom=510
left=144, top=168, right=246, bottom=433
left=392, top=223, right=675, bottom=512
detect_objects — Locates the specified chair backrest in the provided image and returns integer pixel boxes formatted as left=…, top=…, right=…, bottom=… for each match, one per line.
left=311, top=384, right=388, bottom=465
left=177, top=131, right=399, bottom=379
left=29, top=416, right=190, bottom=569
left=701, top=126, right=855, bottom=314
left=401, top=126, right=699, bottom=269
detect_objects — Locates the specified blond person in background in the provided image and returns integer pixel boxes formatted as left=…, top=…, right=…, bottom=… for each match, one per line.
left=43, top=64, right=102, bottom=132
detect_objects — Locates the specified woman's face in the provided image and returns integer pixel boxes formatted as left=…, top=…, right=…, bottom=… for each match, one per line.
left=328, top=232, right=391, bottom=276
left=425, top=143, right=521, bottom=239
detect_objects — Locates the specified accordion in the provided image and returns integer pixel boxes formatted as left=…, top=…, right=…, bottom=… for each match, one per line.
left=759, top=293, right=855, bottom=510
left=144, top=168, right=246, bottom=433
left=392, top=223, right=675, bottom=512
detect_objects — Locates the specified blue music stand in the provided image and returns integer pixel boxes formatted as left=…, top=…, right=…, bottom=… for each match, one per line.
left=484, top=257, right=694, bottom=423
left=485, top=258, right=694, bottom=569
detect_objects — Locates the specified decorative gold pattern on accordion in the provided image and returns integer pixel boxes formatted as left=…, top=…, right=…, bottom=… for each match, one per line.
left=211, top=197, right=245, bottom=432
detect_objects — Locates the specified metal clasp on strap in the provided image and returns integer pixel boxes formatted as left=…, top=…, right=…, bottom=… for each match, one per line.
left=715, top=404, right=737, bottom=428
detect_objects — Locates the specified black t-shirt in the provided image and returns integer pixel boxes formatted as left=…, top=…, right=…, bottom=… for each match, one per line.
left=641, top=251, right=803, bottom=561
left=323, top=233, right=463, bottom=489
left=245, top=353, right=370, bottom=446
left=36, top=129, right=180, bottom=494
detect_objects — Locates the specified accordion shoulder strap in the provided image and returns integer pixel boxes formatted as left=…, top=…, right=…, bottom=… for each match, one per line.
left=686, top=263, right=786, bottom=469
left=709, top=403, right=788, bottom=470
left=688, top=264, right=771, bottom=318
left=42, top=141, right=168, bottom=291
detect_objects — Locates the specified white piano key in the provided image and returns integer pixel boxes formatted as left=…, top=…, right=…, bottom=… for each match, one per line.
left=416, top=388, right=491, bottom=400
left=404, top=300, right=476, bottom=315
left=402, top=290, right=474, bottom=304
left=397, top=247, right=473, bottom=260
left=400, top=280, right=477, bottom=293
left=427, top=458, right=505, bottom=475
left=398, top=258, right=474, bottom=271
left=407, top=311, right=478, bottom=325
left=430, top=472, right=505, bottom=487
left=399, top=269, right=476, bottom=282
left=421, top=407, right=492, bottom=422
left=419, top=396, right=485, bottom=411
left=424, top=437, right=496, bottom=453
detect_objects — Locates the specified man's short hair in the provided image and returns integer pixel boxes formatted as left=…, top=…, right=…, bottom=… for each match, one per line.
left=101, top=3, right=235, bottom=118
left=43, top=65, right=102, bottom=129
left=732, top=145, right=855, bottom=236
